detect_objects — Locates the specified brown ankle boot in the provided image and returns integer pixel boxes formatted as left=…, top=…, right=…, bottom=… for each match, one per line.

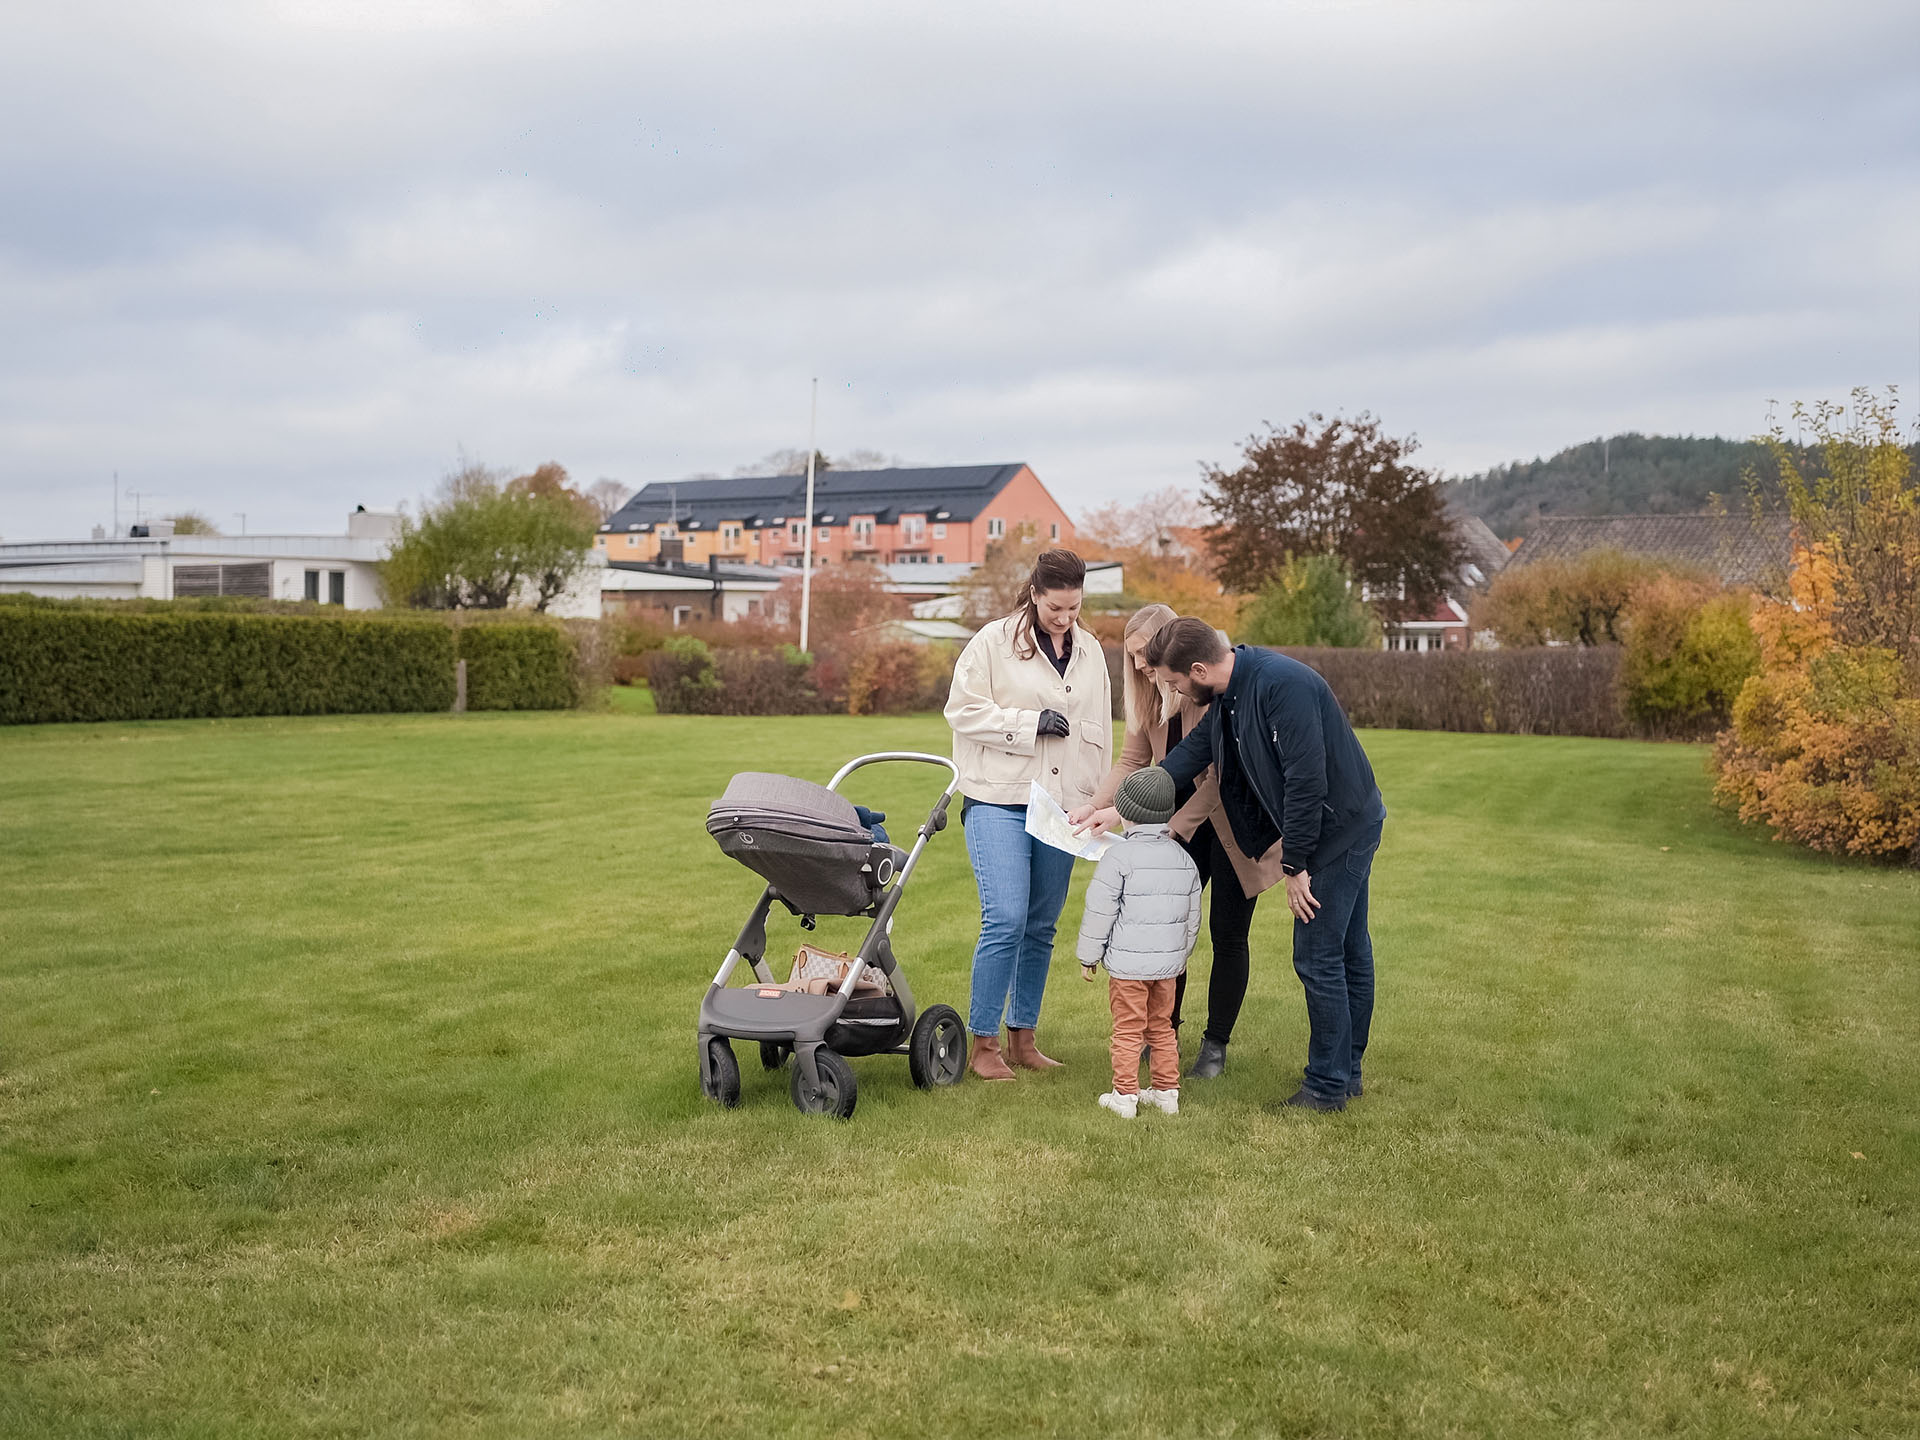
left=969, top=1033, right=1016, bottom=1082
left=1006, top=1028, right=1064, bottom=1070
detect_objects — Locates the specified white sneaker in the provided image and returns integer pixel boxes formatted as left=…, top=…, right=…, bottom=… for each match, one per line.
left=1097, top=1091, right=1138, bottom=1119
left=1139, top=1088, right=1180, bottom=1116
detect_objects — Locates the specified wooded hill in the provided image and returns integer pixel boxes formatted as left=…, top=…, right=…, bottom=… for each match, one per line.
left=1443, top=434, right=1790, bottom=540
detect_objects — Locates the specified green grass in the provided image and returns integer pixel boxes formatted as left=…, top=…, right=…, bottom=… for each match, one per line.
left=3, top=709, right=1917, bottom=1438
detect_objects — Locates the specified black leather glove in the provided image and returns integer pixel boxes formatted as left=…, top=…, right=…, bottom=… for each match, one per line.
left=1036, top=708, right=1071, bottom=738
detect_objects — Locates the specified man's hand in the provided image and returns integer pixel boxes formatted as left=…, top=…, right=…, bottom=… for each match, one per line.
left=1070, top=804, right=1121, bottom=838
left=1285, top=869, right=1320, bottom=924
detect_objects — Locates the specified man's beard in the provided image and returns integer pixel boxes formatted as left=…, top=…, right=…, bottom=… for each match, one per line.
left=1185, top=681, right=1217, bottom=705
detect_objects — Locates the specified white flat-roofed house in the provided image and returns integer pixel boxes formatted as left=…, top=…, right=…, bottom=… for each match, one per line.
left=0, top=511, right=402, bottom=609
left=0, top=509, right=607, bottom=619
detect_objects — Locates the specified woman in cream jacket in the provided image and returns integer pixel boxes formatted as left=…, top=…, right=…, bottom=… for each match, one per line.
left=944, top=549, right=1112, bottom=1081
left=1070, top=604, right=1285, bottom=1080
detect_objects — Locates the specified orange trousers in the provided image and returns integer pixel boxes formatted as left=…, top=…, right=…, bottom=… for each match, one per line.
left=1108, top=976, right=1180, bottom=1094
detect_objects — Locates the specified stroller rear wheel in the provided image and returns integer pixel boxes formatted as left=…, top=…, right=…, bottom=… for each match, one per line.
left=701, top=1037, right=741, bottom=1108
left=908, top=1004, right=967, bottom=1089
left=759, top=1041, right=792, bottom=1071
left=790, top=1048, right=858, bottom=1119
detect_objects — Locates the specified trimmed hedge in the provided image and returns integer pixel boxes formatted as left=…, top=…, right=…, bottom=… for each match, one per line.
left=1274, top=646, right=1632, bottom=738
left=0, top=610, right=456, bottom=724
left=0, top=607, right=582, bottom=724
left=456, top=624, right=577, bottom=711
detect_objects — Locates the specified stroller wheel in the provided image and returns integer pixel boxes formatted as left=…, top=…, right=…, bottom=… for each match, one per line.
left=790, top=1048, right=858, bottom=1119
left=908, top=1004, right=967, bottom=1089
left=701, top=1037, right=741, bottom=1109
left=759, top=1041, right=792, bottom=1071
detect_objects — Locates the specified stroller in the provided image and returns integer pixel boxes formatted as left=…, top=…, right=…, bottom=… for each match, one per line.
left=697, top=751, right=967, bottom=1119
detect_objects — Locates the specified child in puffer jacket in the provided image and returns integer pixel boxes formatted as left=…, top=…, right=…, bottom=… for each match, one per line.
left=1077, top=766, right=1203, bottom=1118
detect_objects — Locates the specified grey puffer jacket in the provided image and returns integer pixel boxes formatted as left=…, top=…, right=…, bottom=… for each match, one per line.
left=1075, top=824, right=1203, bottom=981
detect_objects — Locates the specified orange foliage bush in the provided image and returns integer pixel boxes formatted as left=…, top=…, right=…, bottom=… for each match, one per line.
left=1714, top=542, right=1920, bottom=864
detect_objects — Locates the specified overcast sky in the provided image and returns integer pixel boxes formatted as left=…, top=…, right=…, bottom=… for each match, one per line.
left=3, top=0, right=1916, bottom=539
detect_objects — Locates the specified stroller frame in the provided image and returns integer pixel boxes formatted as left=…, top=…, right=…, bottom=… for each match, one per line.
left=697, top=751, right=964, bottom=1116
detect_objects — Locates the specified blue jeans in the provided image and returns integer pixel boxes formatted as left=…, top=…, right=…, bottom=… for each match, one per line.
left=963, top=802, right=1076, bottom=1037
left=1291, top=820, right=1383, bottom=1100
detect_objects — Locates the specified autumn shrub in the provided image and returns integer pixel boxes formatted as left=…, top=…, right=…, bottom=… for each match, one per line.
left=1479, top=548, right=1694, bottom=647
left=1714, top=393, right=1920, bottom=865
left=845, top=641, right=953, bottom=716
left=1715, top=545, right=1920, bottom=864
left=1240, top=553, right=1379, bottom=648
left=1618, top=575, right=1760, bottom=736
left=644, top=636, right=724, bottom=714
left=713, top=646, right=820, bottom=715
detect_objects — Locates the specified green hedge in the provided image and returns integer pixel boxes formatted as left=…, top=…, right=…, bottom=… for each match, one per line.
left=456, top=624, right=577, bottom=711
left=0, top=610, right=455, bottom=724
left=0, top=608, right=580, bottom=725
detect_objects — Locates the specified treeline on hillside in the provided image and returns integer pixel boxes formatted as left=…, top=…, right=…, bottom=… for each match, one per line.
left=1444, top=433, right=1920, bottom=539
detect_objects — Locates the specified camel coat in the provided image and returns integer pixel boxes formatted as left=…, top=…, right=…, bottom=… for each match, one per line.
left=1091, top=692, right=1288, bottom=898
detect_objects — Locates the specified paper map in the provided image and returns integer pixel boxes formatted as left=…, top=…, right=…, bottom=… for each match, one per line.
left=1024, top=779, right=1113, bottom=861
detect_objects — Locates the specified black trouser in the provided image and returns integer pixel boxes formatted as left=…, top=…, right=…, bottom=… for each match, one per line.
left=1171, top=821, right=1259, bottom=1045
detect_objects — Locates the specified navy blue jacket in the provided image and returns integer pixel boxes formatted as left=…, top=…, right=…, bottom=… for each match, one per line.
left=1161, top=647, right=1385, bottom=877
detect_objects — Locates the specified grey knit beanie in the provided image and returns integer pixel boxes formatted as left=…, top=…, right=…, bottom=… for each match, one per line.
left=1115, top=766, right=1176, bottom=826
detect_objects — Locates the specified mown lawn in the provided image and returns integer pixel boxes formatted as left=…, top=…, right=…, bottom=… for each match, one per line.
left=2, top=708, right=1916, bottom=1438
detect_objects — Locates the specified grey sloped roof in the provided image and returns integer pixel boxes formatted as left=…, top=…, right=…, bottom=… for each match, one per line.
left=1507, top=513, right=1793, bottom=587
left=604, top=464, right=1028, bottom=531
left=1454, top=515, right=1513, bottom=579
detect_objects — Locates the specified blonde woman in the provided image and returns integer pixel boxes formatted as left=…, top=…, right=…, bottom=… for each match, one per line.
left=1069, top=604, right=1285, bottom=1079
left=945, top=549, right=1113, bottom=1081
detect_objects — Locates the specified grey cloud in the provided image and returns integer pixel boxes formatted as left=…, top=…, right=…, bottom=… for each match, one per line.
left=2, top=0, right=1917, bottom=538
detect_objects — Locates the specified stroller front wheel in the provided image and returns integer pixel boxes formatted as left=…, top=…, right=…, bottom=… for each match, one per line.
left=701, top=1037, right=741, bottom=1108
left=908, top=1004, right=967, bottom=1089
left=790, top=1048, right=858, bottom=1119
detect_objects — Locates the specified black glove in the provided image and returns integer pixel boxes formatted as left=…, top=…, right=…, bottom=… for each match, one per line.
left=1036, top=708, right=1070, bottom=738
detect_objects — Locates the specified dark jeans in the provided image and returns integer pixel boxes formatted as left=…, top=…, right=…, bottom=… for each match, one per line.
left=1291, top=819, right=1383, bottom=1100
left=1171, top=821, right=1259, bottom=1045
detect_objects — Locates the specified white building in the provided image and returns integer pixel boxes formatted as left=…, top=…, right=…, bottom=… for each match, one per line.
left=0, top=509, right=606, bottom=619
left=0, top=511, right=401, bottom=609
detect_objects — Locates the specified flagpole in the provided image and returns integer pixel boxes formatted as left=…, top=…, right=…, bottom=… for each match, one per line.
left=799, top=377, right=818, bottom=653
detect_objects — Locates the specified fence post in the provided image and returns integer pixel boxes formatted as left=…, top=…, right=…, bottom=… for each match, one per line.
left=453, top=658, right=467, bottom=713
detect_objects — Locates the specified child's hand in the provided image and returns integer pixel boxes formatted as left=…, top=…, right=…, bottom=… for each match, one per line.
left=1081, top=964, right=1098, bottom=983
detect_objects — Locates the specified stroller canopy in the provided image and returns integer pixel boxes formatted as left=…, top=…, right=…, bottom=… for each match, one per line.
left=707, top=772, right=907, bottom=916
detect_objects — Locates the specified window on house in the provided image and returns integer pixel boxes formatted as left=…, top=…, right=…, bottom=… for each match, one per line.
left=328, top=571, right=345, bottom=606
left=932, top=523, right=946, bottom=539
left=788, top=522, right=804, bottom=545
left=987, top=518, right=1004, bottom=539
left=747, top=598, right=761, bottom=615
left=902, top=515, right=925, bottom=545
left=672, top=605, right=692, bottom=627
left=722, top=524, right=742, bottom=548
left=1050, top=522, right=1060, bottom=541
left=933, top=554, right=944, bottom=564
left=818, top=527, right=830, bottom=542
left=303, top=569, right=320, bottom=602
left=852, top=517, right=874, bottom=545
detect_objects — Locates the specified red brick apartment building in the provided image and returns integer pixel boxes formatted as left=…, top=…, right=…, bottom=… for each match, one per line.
left=593, top=464, right=1075, bottom=569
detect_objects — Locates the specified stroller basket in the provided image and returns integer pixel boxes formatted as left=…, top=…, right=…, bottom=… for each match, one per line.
left=706, top=771, right=907, bottom=916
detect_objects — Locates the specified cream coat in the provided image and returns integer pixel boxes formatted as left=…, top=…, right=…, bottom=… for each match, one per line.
left=944, top=614, right=1113, bottom=807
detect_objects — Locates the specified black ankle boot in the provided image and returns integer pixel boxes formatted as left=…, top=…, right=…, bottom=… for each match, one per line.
left=1187, top=1037, right=1227, bottom=1079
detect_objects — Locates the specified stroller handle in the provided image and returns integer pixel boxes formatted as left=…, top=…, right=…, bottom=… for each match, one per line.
left=826, top=752, right=960, bottom=793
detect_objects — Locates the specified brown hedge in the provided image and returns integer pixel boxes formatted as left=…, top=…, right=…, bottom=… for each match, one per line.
left=1272, top=646, right=1631, bottom=738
